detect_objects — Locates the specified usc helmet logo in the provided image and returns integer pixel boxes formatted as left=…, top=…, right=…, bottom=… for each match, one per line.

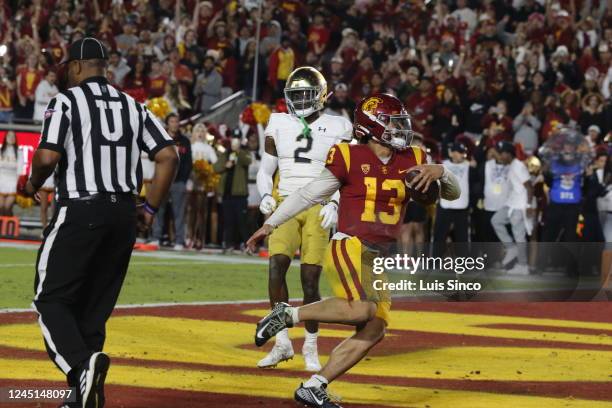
left=362, top=97, right=383, bottom=114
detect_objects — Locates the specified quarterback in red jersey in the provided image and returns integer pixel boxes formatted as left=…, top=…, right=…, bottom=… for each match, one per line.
left=247, top=93, right=460, bottom=408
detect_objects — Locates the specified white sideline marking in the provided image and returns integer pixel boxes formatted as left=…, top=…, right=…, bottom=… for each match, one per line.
left=0, top=261, right=256, bottom=268
left=0, top=242, right=40, bottom=249
left=0, top=298, right=299, bottom=314
left=0, top=241, right=302, bottom=266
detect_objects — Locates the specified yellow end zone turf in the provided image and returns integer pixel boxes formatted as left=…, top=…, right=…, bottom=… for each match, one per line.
left=0, top=357, right=610, bottom=408
left=0, top=310, right=611, bottom=407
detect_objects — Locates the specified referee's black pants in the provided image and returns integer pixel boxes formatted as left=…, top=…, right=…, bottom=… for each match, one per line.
left=32, top=193, right=136, bottom=377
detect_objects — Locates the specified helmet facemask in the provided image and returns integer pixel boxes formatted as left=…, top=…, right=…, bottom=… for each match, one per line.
left=284, top=86, right=323, bottom=117
left=376, top=114, right=415, bottom=150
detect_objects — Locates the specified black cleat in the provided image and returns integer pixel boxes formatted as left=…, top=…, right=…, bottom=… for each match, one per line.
left=78, top=352, right=110, bottom=408
left=254, top=302, right=293, bottom=347
left=294, top=383, right=342, bottom=408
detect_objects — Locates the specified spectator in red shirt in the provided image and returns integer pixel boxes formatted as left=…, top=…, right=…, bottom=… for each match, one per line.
left=169, top=49, right=194, bottom=98
left=0, top=66, right=14, bottom=123
left=350, top=56, right=374, bottom=100
left=433, top=86, right=463, bottom=147
left=43, top=28, right=67, bottom=65
left=405, top=76, right=437, bottom=138
left=336, top=28, right=364, bottom=72
left=207, top=21, right=230, bottom=51
left=147, top=59, right=168, bottom=98
left=481, top=100, right=513, bottom=140
left=15, top=54, right=42, bottom=119
left=561, top=89, right=580, bottom=122
left=307, top=11, right=329, bottom=57
left=194, top=1, right=214, bottom=44
left=123, top=59, right=148, bottom=103
left=219, top=47, right=238, bottom=92
left=552, top=10, right=575, bottom=50
left=526, top=12, right=548, bottom=44
left=540, top=95, right=570, bottom=140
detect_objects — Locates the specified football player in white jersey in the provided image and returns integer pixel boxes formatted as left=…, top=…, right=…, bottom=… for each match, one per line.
left=256, top=67, right=352, bottom=371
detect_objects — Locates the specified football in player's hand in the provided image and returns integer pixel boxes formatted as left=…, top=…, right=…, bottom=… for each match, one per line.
left=404, top=170, right=440, bottom=205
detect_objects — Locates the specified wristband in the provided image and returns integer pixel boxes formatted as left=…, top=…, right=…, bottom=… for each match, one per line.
left=262, top=193, right=273, bottom=199
left=143, top=201, right=158, bottom=215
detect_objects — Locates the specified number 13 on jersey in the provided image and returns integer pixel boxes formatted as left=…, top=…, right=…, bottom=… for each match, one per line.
left=361, top=177, right=405, bottom=225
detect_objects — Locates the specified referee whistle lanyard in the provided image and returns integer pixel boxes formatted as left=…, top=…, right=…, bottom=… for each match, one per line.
left=299, top=116, right=312, bottom=138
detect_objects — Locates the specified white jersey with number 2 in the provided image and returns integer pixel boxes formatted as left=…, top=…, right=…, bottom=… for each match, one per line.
left=264, top=112, right=352, bottom=197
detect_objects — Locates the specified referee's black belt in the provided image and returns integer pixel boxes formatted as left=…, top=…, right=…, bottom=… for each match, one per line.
left=58, top=192, right=135, bottom=205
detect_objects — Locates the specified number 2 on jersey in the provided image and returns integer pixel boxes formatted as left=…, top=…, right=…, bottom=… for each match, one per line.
left=294, top=133, right=312, bottom=163
left=361, top=177, right=405, bottom=225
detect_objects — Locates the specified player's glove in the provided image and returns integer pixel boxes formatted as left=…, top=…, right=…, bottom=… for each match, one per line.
left=319, top=201, right=338, bottom=229
left=259, top=194, right=277, bottom=215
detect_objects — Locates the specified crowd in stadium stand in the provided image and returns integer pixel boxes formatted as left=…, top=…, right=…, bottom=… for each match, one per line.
left=0, top=0, right=611, bottom=270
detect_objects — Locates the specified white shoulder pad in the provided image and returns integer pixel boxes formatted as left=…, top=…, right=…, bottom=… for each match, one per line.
left=318, top=113, right=354, bottom=142
left=264, top=112, right=291, bottom=142
left=338, top=115, right=354, bottom=141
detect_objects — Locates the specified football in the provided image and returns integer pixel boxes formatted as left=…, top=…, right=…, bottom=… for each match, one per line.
left=404, top=169, right=440, bottom=205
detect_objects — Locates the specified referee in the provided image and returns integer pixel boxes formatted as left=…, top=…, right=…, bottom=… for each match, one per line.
left=23, top=38, right=178, bottom=408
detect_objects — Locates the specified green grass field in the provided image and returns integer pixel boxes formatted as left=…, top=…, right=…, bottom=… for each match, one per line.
left=1, top=245, right=601, bottom=309
left=0, top=246, right=332, bottom=309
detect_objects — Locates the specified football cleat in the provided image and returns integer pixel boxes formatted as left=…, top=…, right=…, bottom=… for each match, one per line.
left=254, top=302, right=293, bottom=347
left=302, top=342, right=322, bottom=372
left=257, top=343, right=294, bottom=368
left=78, top=352, right=110, bottom=408
left=294, top=383, right=342, bottom=408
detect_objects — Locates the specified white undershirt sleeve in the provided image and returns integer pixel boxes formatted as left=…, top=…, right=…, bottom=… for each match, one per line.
left=440, top=166, right=461, bottom=201
left=256, top=152, right=278, bottom=197
left=265, top=168, right=342, bottom=227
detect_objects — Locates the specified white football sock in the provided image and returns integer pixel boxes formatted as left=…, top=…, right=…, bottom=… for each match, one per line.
left=304, top=330, right=318, bottom=346
left=290, top=306, right=300, bottom=324
left=275, top=328, right=290, bottom=346
left=303, top=374, right=328, bottom=389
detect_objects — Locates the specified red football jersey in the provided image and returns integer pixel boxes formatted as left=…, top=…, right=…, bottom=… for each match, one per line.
left=326, top=143, right=426, bottom=245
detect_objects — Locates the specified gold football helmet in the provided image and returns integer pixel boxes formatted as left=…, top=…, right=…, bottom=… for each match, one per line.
left=526, top=155, right=541, bottom=175
left=284, top=66, right=328, bottom=117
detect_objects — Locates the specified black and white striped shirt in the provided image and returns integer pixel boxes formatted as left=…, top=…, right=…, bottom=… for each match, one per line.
left=39, top=76, right=173, bottom=200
